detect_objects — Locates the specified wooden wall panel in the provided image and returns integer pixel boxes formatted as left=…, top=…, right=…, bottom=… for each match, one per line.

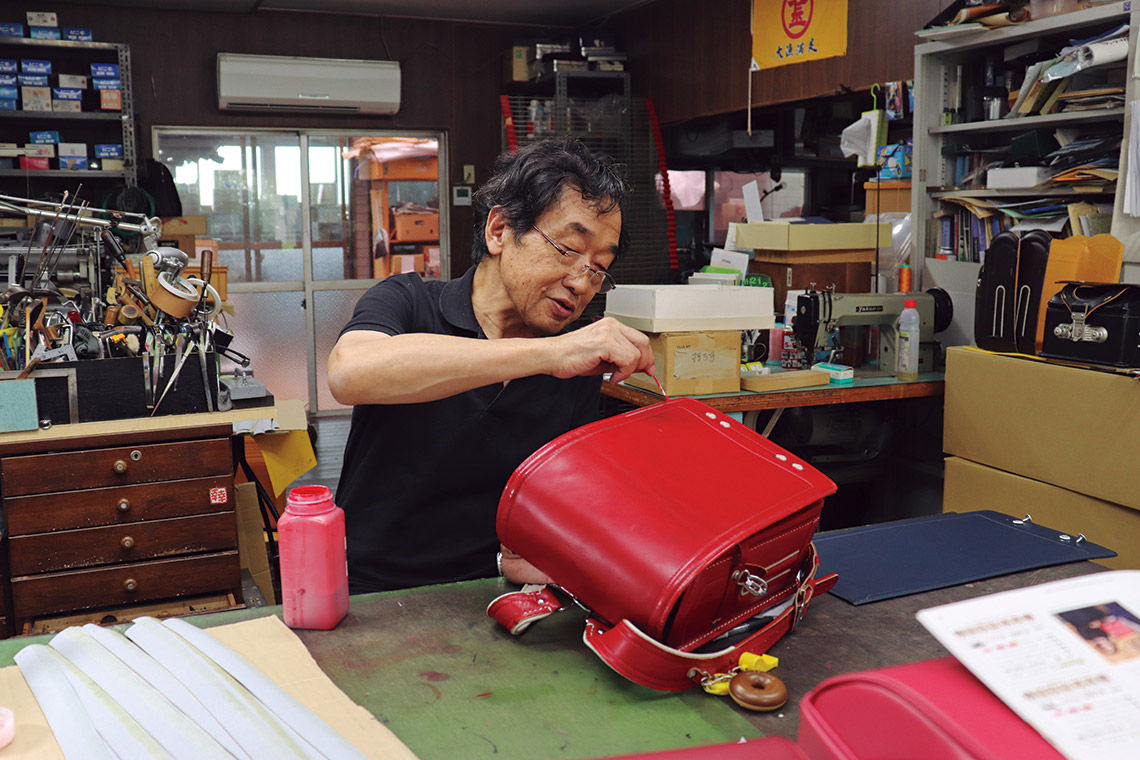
left=615, top=0, right=948, bottom=125
left=41, top=3, right=547, bottom=276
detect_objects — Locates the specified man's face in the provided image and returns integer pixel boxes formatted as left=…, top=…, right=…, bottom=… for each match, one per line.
left=491, top=187, right=620, bottom=337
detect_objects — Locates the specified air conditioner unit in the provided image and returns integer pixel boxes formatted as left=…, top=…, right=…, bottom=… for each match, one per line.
left=217, top=53, right=400, bottom=115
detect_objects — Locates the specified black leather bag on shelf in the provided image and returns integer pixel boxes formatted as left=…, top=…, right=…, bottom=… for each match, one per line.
left=1041, top=282, right=1140, bottom=368
left=973, top=230, right=1052, bottom=354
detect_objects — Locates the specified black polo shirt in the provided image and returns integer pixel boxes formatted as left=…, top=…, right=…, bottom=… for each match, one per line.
left=335, top=266, right=602, bottom=592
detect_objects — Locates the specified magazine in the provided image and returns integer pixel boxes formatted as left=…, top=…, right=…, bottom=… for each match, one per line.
left=917, top=570, right=1140, bottom=760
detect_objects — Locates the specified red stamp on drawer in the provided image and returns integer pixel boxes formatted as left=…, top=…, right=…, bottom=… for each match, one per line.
left=209, top=486, right=228, bottom=505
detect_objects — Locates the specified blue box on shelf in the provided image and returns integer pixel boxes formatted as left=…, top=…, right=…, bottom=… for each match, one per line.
left=29, top=27, right=60, bottom=40
left=21, top=59, right=51, bottom=74
left=877, top=141, right=913, bottom=180
left=18, top=74, right=48, bottom=86
left=62, top=27, right=93, bottom=42
left=94, top=143, right=123, bottom=158
left=29, top=130, right=60, bottom=144
left=92, top=78, right=121, bottom=90
left=0, top=60, right=17, bottom=74
left=90, top=62, right=119, bottom=78
left=0, top=22, right=23, bottom=37
left=52, top=87, right=82, bottom=101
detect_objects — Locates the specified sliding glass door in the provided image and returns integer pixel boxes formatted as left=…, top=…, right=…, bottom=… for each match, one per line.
left=152, top=127, right=448, bottom=415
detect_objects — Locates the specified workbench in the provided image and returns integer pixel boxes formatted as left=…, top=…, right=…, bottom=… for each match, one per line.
left=0, top=405, right=284, bottom=638
left=602, top=369, right=945, bottom=436
left=0, top=561, right=1101, bottom=759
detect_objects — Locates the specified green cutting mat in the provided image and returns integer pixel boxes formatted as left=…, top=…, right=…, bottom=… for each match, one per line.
left=203, top=578, right=763, bottom=759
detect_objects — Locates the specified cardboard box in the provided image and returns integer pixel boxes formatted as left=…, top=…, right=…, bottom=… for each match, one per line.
left=99, top=89, right=121, bottom=110
left=90, top=62, right=119, bottom=78
left=626, top=330, right=742, bottom=396
left=62, top=27, right=93, bottom=42
left=367, top=156, right=438, bottom=181
left=605, top=284, right=775, bottom=332
left=505, top=45, right=533, bottom=82
left=748, top=257, right=873, bottom=317
left=943, top=457, right=1137, bottom=570
left=21, top=59, right=51, bottom=74
left=161, top=216, right=208, bottom=236
left=52, top=99, right=80, bottom=113
left=943, top=347, right=1140, bottom=510
left=26, top=11, right=57, bottom=27
left=392, top=212, right=439, bottom=242
left=734, top=222, right=892, bottom=252
left=57, top=73, right=86, bottom=88
left=741, top=369, right=829, bottom=393
left=863, top=180, right=912, bottom=215
left=374, top=253, right=425, bottom=278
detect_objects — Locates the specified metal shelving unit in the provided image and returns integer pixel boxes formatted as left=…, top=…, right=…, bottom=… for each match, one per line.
left=502, top=71, right=673, bottom=322
left=910, top=1, right=1135, bottom=289
left=0, top=36, right=136, bottom=186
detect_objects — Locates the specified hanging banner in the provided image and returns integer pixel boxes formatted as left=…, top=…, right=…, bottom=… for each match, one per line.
left=752, top=0, right=848, bottom=71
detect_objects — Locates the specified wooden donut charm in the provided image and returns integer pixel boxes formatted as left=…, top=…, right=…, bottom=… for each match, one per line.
left=728, top=670, right=788, bottom=711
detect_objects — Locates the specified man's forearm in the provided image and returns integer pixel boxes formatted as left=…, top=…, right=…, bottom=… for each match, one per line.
left=328, top=332, right=554, bottom=405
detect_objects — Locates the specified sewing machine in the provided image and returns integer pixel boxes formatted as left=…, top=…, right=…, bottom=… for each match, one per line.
left=792, top=288, right=954, bottom=371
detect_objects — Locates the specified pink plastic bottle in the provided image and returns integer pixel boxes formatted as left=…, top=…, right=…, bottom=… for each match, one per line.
left=278, top=485, right=349, bottom=630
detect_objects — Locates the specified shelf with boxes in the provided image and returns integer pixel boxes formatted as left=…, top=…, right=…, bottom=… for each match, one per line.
left=0, top=34, right=135, bottom=185
left=911, top=2, right=1132, bottom=288
left=365, top=153, right=442, bottom=279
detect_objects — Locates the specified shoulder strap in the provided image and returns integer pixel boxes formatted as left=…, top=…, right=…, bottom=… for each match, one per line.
left=583, top=567, right=836, bottom=692
left=488, top=545, right=836, bottom=691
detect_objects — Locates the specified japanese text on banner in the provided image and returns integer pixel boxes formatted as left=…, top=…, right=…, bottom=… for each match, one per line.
left=752, top=0, right=848, bottom=71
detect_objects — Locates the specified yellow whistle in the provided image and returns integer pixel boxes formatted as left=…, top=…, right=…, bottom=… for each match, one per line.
left=738, top=652, right=779, bottom=672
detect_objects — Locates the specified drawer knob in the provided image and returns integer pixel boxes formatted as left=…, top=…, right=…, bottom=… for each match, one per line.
left=117, top=498, right=131, bottom=513
left=121, top=536, right=135, bottom=550
left=113, top=459, right=128, bottom=474
left=124, top=578, right=138, bottom=592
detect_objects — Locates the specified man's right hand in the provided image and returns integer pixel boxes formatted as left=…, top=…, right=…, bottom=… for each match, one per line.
left=548, top=317, right=655, bottom=385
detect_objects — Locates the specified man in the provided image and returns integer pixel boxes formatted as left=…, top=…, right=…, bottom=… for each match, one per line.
left=328, top=137, right=655, bottom=593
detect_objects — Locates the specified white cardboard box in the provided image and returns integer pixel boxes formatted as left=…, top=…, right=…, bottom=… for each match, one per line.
left=605, top=284, right=774, bottom=332
left=985, top=166, right=1050, bottom=190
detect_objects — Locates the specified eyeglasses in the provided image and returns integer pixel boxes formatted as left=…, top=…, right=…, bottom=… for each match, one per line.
left=531, top=225, right=617, bottom=294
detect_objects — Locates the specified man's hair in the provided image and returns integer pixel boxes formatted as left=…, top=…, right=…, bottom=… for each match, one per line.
left=471, top=137, right=630, bottom=265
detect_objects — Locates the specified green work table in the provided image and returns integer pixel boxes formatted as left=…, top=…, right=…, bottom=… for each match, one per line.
left=0, top=562, right=1102, bottom=759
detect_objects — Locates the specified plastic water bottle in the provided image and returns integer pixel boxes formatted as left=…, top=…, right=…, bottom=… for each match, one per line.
left=896, top=298, right=920, bottom=382
left=279, top=485, right=349, bottom=630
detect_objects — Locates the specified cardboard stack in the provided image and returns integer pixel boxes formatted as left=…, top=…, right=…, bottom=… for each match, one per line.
left=942, top=347, right=1139, bottom=569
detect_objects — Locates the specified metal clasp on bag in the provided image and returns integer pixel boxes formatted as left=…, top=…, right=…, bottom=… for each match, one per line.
left=733, top=569, right=768, bottom=597
left=1054, top=309, right=1108, bottom=344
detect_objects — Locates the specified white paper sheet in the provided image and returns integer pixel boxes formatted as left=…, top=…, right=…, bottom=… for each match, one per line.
left=917, top=570, right=1140, bottom=760
left=743, top=180, right=764, bottom=222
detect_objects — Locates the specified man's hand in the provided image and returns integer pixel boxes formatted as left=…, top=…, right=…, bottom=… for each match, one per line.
left=500, top=545, right=554, bottom=586
left=548, top=317, right=655, bottom=385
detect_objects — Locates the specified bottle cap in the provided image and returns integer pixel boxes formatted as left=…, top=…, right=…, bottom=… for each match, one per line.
left=286, top=485, right=335, bottom=515
left=904, top=299, right=917, bottom=308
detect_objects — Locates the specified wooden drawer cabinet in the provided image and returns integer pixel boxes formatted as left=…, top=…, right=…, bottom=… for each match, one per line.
left=10, top=552, right=241, bottom=620
left=0, top=425, right=242, bottom=636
